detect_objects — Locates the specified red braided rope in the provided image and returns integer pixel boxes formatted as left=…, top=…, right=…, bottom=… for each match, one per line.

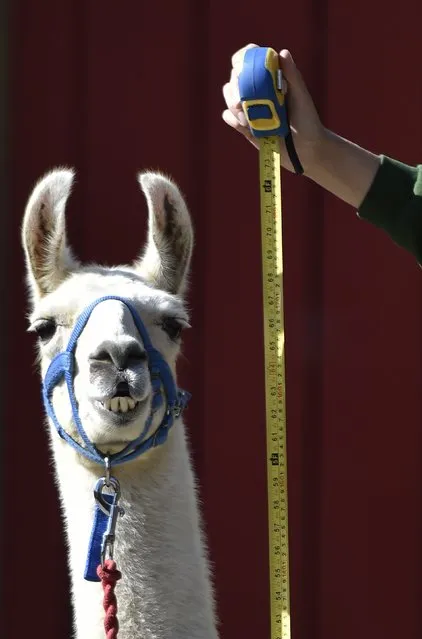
left=97, top=559, right=122, bottom=639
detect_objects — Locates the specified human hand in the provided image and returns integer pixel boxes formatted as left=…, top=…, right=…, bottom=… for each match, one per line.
left=222, top=44, right=326, bottom=175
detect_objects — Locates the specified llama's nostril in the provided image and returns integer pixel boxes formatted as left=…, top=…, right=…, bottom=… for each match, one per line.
left=93, top=349, right=112, bottom=363
left=125, top=343, right=148, bottom=366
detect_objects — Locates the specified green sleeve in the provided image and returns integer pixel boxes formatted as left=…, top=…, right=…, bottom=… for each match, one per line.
left=358, top=155, right=422, bottom=263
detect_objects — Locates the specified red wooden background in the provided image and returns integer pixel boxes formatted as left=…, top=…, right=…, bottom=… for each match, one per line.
left=4, top=2, right=422, bottom=638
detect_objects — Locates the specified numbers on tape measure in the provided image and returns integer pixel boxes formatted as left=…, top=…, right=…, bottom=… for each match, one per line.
left=259, top=136, right=290, bottom=638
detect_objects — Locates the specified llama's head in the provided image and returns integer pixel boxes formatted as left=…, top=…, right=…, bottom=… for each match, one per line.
left=21, top=169, right=193, bottom=456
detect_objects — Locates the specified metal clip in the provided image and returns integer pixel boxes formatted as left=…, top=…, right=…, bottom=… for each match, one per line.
left=101, top=498, right=124, bottom=566
left=94, top=474, right=125, bottom=566
left=172, top=404, right=182, bottom=419
left=104, top=456, right=111, bottom=486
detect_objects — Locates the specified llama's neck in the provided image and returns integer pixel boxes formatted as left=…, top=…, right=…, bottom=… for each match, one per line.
left=52, top=426, right=218, bottom=639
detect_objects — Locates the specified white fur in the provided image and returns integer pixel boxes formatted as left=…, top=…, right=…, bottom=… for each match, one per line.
left=22, top=169, right=219, bottom=639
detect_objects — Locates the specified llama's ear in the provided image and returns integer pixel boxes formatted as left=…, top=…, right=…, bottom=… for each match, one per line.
left=21, top=169, right=79, bottom=303
left=134, top=172, right=193, bottom=296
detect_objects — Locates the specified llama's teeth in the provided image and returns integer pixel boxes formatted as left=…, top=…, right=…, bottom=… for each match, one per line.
left=110, top=397, right=120, bottom=413
left=105, top=396, right=136, bottom=413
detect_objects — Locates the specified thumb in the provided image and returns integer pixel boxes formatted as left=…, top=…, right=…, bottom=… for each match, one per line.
left=279, top=49, right=307, bottom=92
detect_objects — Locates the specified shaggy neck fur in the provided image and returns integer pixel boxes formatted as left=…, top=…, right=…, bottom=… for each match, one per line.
left=53, top=425, right=217, bottom=639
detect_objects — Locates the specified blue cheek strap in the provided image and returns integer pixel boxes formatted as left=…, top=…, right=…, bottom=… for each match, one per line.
left=41, top=295, right=191, bottom=467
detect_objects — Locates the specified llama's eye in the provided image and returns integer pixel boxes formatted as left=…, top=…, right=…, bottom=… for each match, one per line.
left=161, top=317, right=183, bottom=341
left=33, top=319, right=57, bottom=342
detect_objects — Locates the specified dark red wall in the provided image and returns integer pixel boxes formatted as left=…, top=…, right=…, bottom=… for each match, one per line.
left=5, top=2, right=422, bottom=638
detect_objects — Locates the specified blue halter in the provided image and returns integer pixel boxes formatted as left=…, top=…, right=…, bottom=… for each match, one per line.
left=42, top=295, right=191, bottom=467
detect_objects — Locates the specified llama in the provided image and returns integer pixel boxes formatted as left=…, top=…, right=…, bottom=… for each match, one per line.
left=21, top=168, right=219, bottom=639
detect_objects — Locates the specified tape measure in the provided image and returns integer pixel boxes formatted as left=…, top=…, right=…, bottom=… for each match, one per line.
left=239, top=47, right=292, bottom=639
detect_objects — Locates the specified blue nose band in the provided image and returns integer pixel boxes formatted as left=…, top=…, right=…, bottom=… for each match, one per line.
left=42, top=295, right=191, bottom=467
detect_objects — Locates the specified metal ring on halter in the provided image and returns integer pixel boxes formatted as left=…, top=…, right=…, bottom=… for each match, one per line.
left=94, top=476, right=121, bottom=516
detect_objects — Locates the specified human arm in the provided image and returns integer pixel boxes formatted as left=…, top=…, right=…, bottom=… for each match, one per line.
left=306, top=129, right=380, bottom=208
left=222, top=44, right=422, bottom=262
left=222, top=45, right=380, bottom=208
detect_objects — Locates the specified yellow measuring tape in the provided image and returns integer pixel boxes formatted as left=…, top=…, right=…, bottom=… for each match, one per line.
left=239, top=47, right=292, bottom=638
left=259, top=136, right=290, bottom=639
